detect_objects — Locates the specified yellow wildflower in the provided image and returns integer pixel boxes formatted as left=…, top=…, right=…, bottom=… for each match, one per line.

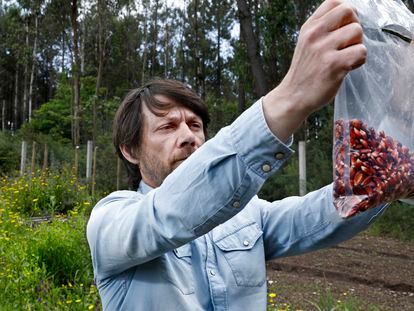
left=268, top=293, right=277, bottom=298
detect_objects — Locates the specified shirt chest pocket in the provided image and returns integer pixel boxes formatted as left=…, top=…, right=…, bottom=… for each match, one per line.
left=161, top=244, right=195, bottom=295
left=213, top=221, right=266, bottom=287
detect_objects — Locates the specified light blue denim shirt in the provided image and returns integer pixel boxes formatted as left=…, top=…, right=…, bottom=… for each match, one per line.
left=87, top=99, right=387, bottom=311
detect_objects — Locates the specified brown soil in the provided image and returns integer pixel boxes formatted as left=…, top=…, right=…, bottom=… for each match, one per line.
left=266, top=233, right=414, bottom=310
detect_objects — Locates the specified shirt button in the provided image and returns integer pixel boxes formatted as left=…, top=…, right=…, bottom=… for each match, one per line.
left=275, top=152, right=285, bottom=160
left=232, top=201, right=241, bottom=209
left=210, top=269, right=216, bottom=276
left=261, top=163, right=271, bottom=172
left=243, top=240, right=250, bottom=246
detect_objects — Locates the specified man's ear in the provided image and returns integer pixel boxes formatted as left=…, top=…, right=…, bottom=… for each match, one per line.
left=120, top=145, right=139, bottom=165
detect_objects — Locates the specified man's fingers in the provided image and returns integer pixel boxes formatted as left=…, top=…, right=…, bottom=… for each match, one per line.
left=327, top=22, right=364, bottom=50
left=321, top=3, right=359, bottom=32
left=336, top=43, right=368, bottom=72
left=310, top=0, right=343, bottom=21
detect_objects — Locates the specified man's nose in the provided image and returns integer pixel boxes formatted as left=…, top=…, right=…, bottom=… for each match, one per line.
left=177, top=123, right=196, bottom=148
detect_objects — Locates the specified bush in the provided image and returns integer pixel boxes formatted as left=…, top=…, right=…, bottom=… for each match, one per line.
left=28, top=216, right=93, bottom=286
left=0, top=167, right=93, bottom=217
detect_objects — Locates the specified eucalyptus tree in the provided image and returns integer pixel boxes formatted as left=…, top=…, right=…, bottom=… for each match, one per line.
left=236, top=0, right=268, bottom=97
left=70, top=0, right=81, bottom=146
left=206, top=0, right=233, bottom=98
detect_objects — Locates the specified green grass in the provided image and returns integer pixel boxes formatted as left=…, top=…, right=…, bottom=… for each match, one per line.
left=310, top=288, right=380, bottom=311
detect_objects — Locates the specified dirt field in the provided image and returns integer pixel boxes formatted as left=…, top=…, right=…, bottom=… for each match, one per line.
left=266, top=233, right=414, bottom=310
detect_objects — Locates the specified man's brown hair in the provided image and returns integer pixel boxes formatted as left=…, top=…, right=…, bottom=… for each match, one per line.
left=113, top=79, right=210, bottom=190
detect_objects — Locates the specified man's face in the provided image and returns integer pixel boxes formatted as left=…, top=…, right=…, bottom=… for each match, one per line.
left=137, top=95, right=205, bottom=188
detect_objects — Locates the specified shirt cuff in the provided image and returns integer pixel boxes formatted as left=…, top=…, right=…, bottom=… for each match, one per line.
left=229, top=98, right=294, bottom=179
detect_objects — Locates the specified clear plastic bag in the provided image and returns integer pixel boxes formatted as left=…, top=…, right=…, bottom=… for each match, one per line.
left=333, top=0, right=414, bottom=218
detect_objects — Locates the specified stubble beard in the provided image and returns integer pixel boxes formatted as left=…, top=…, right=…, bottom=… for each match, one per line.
left=139, top=152, right=172, bottom=188
left=139, top=147, right=197, bottom=187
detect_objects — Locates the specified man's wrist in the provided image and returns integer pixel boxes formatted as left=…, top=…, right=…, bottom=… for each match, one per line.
left=262, top=83, right=310, bottom=142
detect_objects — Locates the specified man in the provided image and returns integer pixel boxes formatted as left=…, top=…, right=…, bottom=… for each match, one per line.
left=87, top=1, right=387, bottom=310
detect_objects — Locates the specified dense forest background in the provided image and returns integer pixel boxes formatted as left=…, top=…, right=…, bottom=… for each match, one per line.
left=0, top=0, right=413, bottom=198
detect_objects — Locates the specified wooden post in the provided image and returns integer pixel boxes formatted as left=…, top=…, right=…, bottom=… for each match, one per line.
left=31, top=141, right=37, bottom=173
left=299, top=141, right=307, bottom=196
left=20, top=141, right=28, bottom=176
left=74, top=145, right=80, bottom=177
left=116, top=157, right=121, bottom=190
left=42, top=144, right=48, bottom=170
left=92, top=146, right=98, bottom=196
left=86, top=140, right=93, bottom=180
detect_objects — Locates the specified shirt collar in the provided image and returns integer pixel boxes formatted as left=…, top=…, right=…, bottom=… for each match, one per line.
left=138, top=180, right=154, bottom=195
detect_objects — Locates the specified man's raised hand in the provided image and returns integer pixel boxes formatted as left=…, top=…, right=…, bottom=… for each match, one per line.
left=263, top=0, right=366, bottom=142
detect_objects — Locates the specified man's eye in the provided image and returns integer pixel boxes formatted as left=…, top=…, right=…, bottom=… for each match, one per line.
left=191, top=122, right=201, bottom=129
left=159, top=124, right=174, bottom=131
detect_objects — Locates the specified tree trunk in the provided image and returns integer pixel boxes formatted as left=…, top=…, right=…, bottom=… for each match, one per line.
left=150, top=0, right=160, bottom=76
left=216, top=3, right=222, bottom=97
left=22, top=19, right=29, bottom=123
left=93, top=0, right=105, bottom=146
left=164, top=23, right=169, bottom=77
left=2, top=99, right=5, bottom=131
left=71, top=0, right=81, bottom=147
left=126, top=3, right=131, bottom=84
left=61, top=30, right=65, bottom=73
left=28, top=13, right=39, bottom=122
left=13, top=67, right=19, bottom=131
left=80, top=19, right=86, bottom=75
left=193, top=0, right=200, bottom=93
left=238, top=79, right=246, bottom=114
left=236, top=0, right=269, bottom=97
left=252, top=0, right=260, bottom=47
left=141, top=11, right=148, bottom=83
left=179, top=33, right=186, bottom=82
